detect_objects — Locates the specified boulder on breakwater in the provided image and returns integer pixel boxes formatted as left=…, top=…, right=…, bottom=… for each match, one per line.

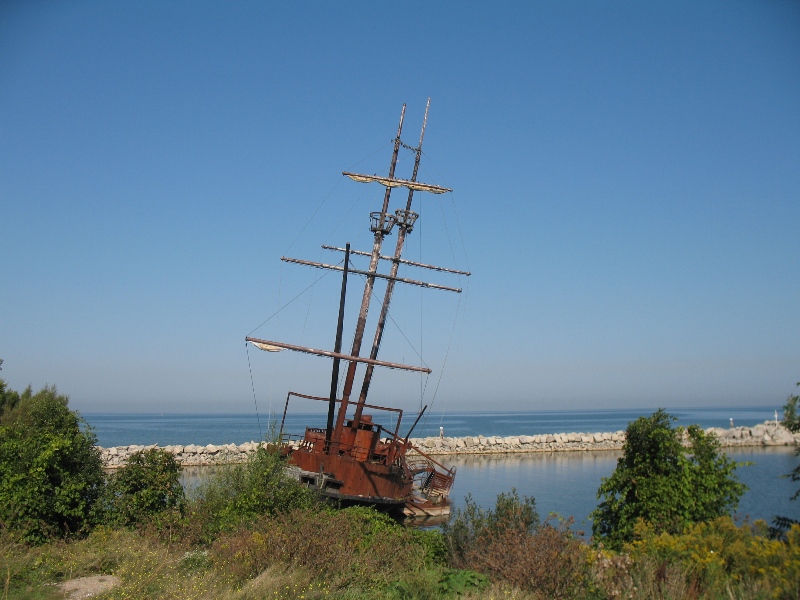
left=99, top=441, right=268, bottom=469
left=97, top=421, right=799, bottom=468
left=408, top=421, right=799, bottom=456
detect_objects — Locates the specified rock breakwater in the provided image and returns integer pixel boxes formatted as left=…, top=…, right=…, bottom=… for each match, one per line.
left=410, top=421, right=798, bottom=456
left=100, top=442, right=264, bottom=469
left=98, top=421, right=798, bottom=468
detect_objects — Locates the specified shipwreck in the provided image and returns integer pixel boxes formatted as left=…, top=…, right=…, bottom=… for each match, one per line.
left=247, top=100, right=469, bottom=518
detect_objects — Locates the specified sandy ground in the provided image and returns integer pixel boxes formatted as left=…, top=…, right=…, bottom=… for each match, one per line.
left=57, top=575, right=121, bottom=599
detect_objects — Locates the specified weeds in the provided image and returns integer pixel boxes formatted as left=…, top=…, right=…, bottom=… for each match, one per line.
left=3, top=441, right=799, bottom=600
left=210, top=505, right=445, bottom=590
left=183, top=446, right=318, bottom=544
left=444, top=490, right=588, bottom=598
left=625, top=517, right=800, bottom=599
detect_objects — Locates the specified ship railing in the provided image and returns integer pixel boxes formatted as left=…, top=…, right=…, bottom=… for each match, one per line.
left=406, top=447, right=456, bottom=499
left=279, top=391, right=405, bottom=444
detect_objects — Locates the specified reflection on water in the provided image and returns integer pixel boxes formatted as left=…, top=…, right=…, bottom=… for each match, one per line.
left=447, top=447, right=798, bottom=533
left=178, top=447, right=798, bottom=533
left=447, top=451, right=621, bottom=533
left=180, top=466, right=224, bottom=496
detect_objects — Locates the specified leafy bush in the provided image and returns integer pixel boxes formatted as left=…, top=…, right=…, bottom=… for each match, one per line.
left=0, top=382, right=104, bottom=543
left=184, top=446, right=317, bottom=543
left=591, top=409, right=747, bottom=549
left=443, top=490, right=588, bottom=598
left=103, top=448, right=185, bottom=528
left=444, top=488, right=539, bottom=567
left=435, top=569, right=489, bottom=596
left=480, top=517, right=589, bottom=598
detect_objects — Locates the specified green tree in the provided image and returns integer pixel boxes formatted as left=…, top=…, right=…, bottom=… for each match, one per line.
left=103, top=448, right=185, bottom=528
left=0, top=359, right=21, bottom=416
left=785, top=384, right=800, bottom=435
left=591, top=409, right=746, bottom=549
left=772, top=382, right=800, bottom=537
left=0, top=380, right=104, bottom=543
left=783, top=384, right=800, bottom=500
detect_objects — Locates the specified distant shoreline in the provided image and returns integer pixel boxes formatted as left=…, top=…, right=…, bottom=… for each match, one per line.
left=97, top=421, right=797, bottom=468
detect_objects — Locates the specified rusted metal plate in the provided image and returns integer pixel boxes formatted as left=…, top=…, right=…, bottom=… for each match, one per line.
left=289, top=448, right=412, bottom=500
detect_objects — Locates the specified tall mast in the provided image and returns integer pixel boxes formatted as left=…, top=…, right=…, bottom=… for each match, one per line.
left=325, top=243, right=350, bottom=451
left=332, top=105, right=406, bottom=443
left=352, top=99, right=430, bottom=425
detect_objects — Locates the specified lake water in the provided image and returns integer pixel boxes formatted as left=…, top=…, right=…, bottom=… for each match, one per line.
left=83, top=406, right=781, bottom=448
left=446, top=446, right=798, bottom=533
left=82, top=408, right=797, bottom=528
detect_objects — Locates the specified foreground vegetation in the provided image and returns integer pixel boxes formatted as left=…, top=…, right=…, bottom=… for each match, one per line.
left=2, top=372, right=799, bottom=599
left=3, top=494, right=799, bottom=599
left=592, top=409, right=746, bottom=549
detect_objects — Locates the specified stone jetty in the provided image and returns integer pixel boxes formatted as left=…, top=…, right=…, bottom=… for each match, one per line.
left=98, top=421, right=798, bottom=468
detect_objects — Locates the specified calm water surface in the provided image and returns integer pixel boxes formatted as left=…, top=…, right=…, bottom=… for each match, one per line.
left=448, top=446, right=797, bottom=532
left=179, top=447, right=798, bottom=531
left=85, top=409, right=797, bottom=529
left=83, top=407, right=782, bottom=448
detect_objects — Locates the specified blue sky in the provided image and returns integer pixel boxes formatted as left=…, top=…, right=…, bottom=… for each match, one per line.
left=1, top=1, right=798, bottom=414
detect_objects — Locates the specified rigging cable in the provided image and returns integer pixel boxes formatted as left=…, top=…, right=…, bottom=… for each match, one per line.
left=323, top=182, right=371, bottom=248
left=415, top=285, right=464, bottom=434
left=355, top=270, right=430, bottom=369
left=413, top=155, right=472, bottom=433
left=437, top=278, right=469, bottom=427
left=245, top=341, right=263, bottom=439
left=352, top=140, right=394, bottom=169
left=247, top=268, right=335, bottom=336
left=282, top=179, right=341, bottom=259
left=419, top=154, right=471, bottom=273
left=247, top=139, right=406, bottom=432
left=281, top=140, right=391, bottom=259
left=419, top=188, right=424, bottom=413
left=415, top=184, right=471, bottom=432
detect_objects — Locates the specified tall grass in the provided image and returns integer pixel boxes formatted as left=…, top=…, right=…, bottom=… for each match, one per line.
left=2, top=444, right=798, bottom=600
left=181, top=446, right=318, bottom=544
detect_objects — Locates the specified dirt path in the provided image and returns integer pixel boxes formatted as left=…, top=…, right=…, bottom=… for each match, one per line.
left=57, top=575, right=120, bottom=599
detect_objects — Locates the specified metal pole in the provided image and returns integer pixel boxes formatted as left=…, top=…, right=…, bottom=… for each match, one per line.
left=279, top=391, right=292, bottom=440
left=333, top=105, right=405, bottom=444
left=325, top=243, right=350, bottom=452
left=354, top=99, right=430, bottom=419
left=404, top=405, right=428, bottom=442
